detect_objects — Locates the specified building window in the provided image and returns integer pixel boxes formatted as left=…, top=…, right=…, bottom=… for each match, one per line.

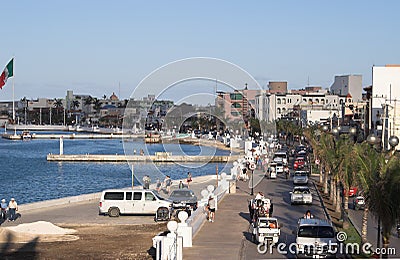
left=277, top=98, right=281, bottom=104
left=230, top=93, right=243, bottom=100
left=316, top=99, right=319, bottom=104
left=308, top=99, right=312, bottom=104
left=282, top=108, right=286, bottom=114
left=231, top=103, right=241, bottom=108
left=277, top=108, right=281, bottom=114
left=231, top=111, right=241, bottom=117
left=282, top=98, right=286, bottom=104
left=303, top=99, right=307, bottom=103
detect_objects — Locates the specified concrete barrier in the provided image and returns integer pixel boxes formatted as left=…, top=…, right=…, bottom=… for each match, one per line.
left=18, top=192, right=102, bottom=213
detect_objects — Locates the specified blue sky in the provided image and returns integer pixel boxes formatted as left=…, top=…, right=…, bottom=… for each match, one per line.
left=1, top=1, right=400, bottom=103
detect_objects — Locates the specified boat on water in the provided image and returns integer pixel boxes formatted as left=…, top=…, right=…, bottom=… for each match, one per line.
left=21, top=130, right=32, bottom=140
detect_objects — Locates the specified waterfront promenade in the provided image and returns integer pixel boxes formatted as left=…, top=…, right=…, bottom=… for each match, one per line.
left=0, top=175, right=218, bottom=227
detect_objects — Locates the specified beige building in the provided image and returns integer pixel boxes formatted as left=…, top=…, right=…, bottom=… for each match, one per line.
left=268, top=81, right=287, bottom=94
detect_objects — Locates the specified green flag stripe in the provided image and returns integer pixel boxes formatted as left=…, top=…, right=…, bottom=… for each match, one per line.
left=6, top=59, right=13, bottom=77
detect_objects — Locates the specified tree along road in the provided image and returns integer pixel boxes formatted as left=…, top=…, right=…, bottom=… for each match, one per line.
left=347, top=201, right=399, bottom=258
left=241, top=172, right=342, bottom=259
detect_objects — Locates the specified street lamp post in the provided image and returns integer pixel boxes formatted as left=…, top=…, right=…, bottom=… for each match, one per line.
left=251, top=169, right=254, bottom=196
left=366, top=133, right=399, bottom=252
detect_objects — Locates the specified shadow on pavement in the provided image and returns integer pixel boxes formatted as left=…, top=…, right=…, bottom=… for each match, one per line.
left=0, top=232, right=39, bottom=259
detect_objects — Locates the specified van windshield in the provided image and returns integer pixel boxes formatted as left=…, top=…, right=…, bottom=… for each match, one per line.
left=153, top=191, right=164, bottom=200
left=298, top=226, right=334, bottom=238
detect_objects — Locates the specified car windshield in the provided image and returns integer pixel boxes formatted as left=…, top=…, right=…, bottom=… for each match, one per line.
left=295, top=172, right=307, bottom=176
left=170, top=190, right=193, bottom=197
left=298, top=226, right=334, bottom=238
left=294, top=188, right=309, bottom=194
left=153, top=191, right=164, bottom=200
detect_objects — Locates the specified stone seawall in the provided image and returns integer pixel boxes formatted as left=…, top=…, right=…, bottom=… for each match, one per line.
left=47, top=154, right=240, bottom=162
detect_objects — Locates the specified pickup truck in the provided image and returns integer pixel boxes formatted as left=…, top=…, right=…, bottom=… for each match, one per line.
left=290, top=186, right=312, bottom=205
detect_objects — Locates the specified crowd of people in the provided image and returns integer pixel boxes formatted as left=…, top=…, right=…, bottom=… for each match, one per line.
left=0, top=198, right=18, bottom=222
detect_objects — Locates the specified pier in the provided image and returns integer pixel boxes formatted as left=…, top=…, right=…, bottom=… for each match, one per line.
left=2, top=133, right=143, bottom=140
left=46, top=154, right=241, bottom=163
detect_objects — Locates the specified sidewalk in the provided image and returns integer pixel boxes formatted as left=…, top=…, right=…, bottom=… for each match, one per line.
left=183, top=172, right=256, bottom=260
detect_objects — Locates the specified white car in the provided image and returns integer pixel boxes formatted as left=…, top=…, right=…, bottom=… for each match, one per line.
left=290, top=186, right=312, bottom=205
left=293, top=171, right=309, bottom=185
left=99, top=189, right=172, bottom=217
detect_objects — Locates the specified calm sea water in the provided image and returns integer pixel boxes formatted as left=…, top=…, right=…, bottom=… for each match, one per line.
left=0, top=131, right=231, bottom=204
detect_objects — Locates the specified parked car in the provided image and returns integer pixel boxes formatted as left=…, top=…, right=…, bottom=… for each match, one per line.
left=99, top=189, right=172, bottom=218
left=353, top=196, right=365, bottom=210
left=344, top=187, right=358, bottom=197
left=293, top=171, right=309, bottom=185
left=168, top=189, right=198, bottom=211
left=290, top=186, right=312, bottom=205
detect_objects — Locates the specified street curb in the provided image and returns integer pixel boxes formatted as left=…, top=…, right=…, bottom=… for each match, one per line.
left=312, top=180, right=331, bottom=222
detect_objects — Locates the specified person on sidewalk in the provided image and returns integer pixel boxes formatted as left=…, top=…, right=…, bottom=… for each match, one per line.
left=156, top=179, right=162, bottom=192
left=164, top=175, right=172, bottom=194
left=0, top=199, right=7, bottom=221
left=178, top=180, right=184, bottom=189
left=186, top=172, right=192, bottom=188
left=208, top=196, right=216, bottom=222
left=8, top=198, right=18, bottom=221
left=142, top=175, right=151, bottom=189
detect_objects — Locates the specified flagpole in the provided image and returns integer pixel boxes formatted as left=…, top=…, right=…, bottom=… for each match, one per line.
left=12, top=56, right=15, bottom=122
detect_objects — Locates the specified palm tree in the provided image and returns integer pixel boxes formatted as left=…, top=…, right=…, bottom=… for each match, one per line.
left=71, top=100, right=80, bottom=111
left=354, top=142, right=400, bottom=254
left=93, top=98, right=102, bottom=112
left=54, top=99, right=63, bottom=109
left=84, top=96, right=93, bottom=106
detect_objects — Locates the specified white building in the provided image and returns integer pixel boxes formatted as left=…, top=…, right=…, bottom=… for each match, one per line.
left=330, top=75, right=363, bottom=102
left=372, top=65, right=400, bottom=149
left=258, top=92, right=344, bottom=125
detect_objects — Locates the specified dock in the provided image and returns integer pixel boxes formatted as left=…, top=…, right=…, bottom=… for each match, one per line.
left=46, top=154, right=241, bottom=163
left=2, top=133, right=143, bottom=140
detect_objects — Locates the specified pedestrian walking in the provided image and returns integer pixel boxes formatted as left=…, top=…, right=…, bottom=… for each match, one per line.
left=8, top=198, right=18, bottom=221
left=143, top=175, right=151, bottom=189
left=186, top=172, right=192, bottom=188
left=0, top=199, right=7, bottom=221
left=208, top=196, right=216, bottom=222
left=164, top=175, right=172, bottom=194
left=156, top=179, right=162, bottom=192
left=178, top=180, right=184, bottom=189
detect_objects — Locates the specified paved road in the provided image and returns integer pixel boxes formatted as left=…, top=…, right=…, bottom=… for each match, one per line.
left=241, top=172, right=332, bottom=259
left=0, top=176, right=217, bottom=227
left=347, top=201, right=400, bottom=258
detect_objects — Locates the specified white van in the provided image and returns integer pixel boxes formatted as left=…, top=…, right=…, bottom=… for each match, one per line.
left=295, top=218, right=337, bottom=258
left=99, top=189, right=172, bottom=217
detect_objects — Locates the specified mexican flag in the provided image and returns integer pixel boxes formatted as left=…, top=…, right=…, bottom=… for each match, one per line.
left=0, top=58, right=14, bottom=89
